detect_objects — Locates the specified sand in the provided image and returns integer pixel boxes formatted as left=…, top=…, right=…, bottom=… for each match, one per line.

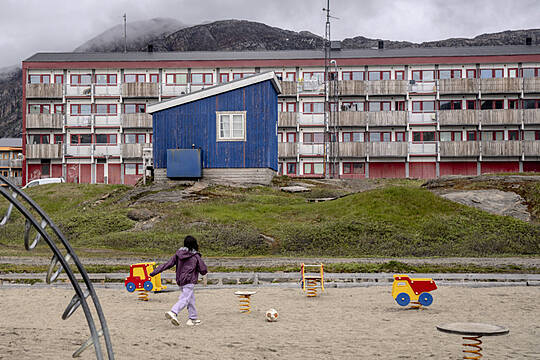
left=0, top=285, right=539, bottom=359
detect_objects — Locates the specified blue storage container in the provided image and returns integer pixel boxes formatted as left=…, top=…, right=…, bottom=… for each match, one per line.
left=166, top=149, right=202, bottom=178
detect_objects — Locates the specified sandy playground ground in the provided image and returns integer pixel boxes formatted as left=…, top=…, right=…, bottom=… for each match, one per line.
left=0, top=285, right=539, bottom=359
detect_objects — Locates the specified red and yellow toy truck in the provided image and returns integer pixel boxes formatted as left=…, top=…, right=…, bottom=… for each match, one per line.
left=392, top=274, right=437, bottom=307
left=124, top=262, right=167, bottom=293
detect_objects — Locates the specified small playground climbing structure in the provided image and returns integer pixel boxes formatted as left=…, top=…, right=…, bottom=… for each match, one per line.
left=301, top=263, right=325, bottom=297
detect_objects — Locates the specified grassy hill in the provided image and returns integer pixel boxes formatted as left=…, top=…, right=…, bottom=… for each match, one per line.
left=0, top=179, right=538, bottom=258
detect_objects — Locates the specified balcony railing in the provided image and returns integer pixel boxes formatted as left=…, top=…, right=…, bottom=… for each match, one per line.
left=26, top=83, right=62, bottom=98
left=340, top=80, right=366, bottom=96
left=523, top=109, right=540, bottom=125
left=338, top=111, right=367, bottom=127
left=369, top=142, right=407, bottom=157
left=438, top=110, right=479, bottom=126
left=297, top=80, right=324, bottom=94
left=523, top=78, right=540, bottom=93
left=278, top=112, right=297, bottom=127
left=523, top=141, right=540, bottom=156
left=0, top=159, right=22, bottom=168
left=409, top=142, right=437, bottom=155
left=26, top=113, right=63, bottom=129
left=438, top=78, right=479, bottom=94
left=368, top=111, right=407, bottom=127
left=94, top=145, right=121, bottom=157
left=94, top=85, right=121, bottom=97
left=162, top=84, right=189, bottom=97
left=480, top=78, right=521, bottom=94
left=409, top=81, right=436, bottom=93
left=64, top=145, right=92, bottom=157
left=481, top=140, right=521, bottom=157
left=66, top=85, right=92, bottom=97
left=298, top=114, right=325, bottom=126
left=367, top=80, right=407, bottom=95
left=121, top=143, right=151, bottom=158
left=66, top=115, right=92, bottom=127
left=298, top=143, right=324, bottom=156
left=278, top=142, right=298, bottom=157
left=94, top=115, right=121, bottom=127
left=26, top=144, right=62, bottom=159
left=280, top=81, right=297, bottom=96
left=439, top=141, right=480, bottom=157
left=481, top=109, right=522, bottom=125
left=409, top=112, right=437, bottom=124
left=339, top=142, right=367, bottom=157
left=122, top=113, right=153, bottom=128
left=121, top=83, right=159, bottom=97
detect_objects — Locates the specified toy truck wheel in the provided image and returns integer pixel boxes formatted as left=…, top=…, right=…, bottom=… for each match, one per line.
left=418, top=292, right=433, bottom=306
left=126, top=282, right=136, bottom=292
left=143, top=281, right=153, bottom=291
left=395, top=292, right=410, bottom=306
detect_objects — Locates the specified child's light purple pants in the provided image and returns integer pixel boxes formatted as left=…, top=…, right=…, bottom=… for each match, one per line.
left=171, top=284, right=198, bottom=319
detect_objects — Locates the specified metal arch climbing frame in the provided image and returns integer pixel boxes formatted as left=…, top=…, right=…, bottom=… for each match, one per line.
left=0, top=175, right=114, bottom=360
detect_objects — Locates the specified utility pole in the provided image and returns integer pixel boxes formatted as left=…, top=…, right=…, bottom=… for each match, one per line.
left=323, top=0, right=331, bottom=178
left=123, top=14, right=127, bottom=53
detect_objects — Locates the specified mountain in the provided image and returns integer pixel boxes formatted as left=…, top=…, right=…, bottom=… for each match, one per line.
left=74, top=17, right=188, bottom=52
left=1, top=19, right=538, bottom=139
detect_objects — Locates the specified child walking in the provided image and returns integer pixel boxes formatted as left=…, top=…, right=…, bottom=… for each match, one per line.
left=150, top=235, right=208, bottom=326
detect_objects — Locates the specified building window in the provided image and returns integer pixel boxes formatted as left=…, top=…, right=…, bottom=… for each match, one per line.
left=480, top=69, right=504, bottom=79
left=149, top=74, right=159, bottom=83
left=303, top=132, right=324, bottom=143
left=216, top=112, right=246, bottom=141
left=70, top=74, right=92, bottom=85
left=286, top=102, right=297, bottom=112
left=284, top=72, right=296, bottom=81
left=124, top=163, right=144, bottom=175
left=274, top=72, right=283, bottom=81
left=303, top=162, right=324, bottom=175
left=232, top=73, right=254, bottom=80
left=166, top=73, right=188, bottom=85
left=480, top=100, right=504, bottom=110
left=302, top=72, right=324, bottom=82
left=342, top=132, right=364, bottom=142
left=287, top=162, right=297, bottom=175
left=439, top=100, right=462, bottom=110
left=523, top=130, right=540, bottom=140
left=342, top=71, right=365, bottom=81
left=412, top=70, right=435, bottom=81
left=412, top=131, right=436, bottom=142
left=369, top=132, right=391, bottom=142
left=522, top=68, right=540, bottom=78
left=95, top=74, right=117, bottom=85
left=438, top=70, right=462, bottom=79
left=191, top=73, right=213, bottom=85
left=54, top=104, right=65, bottom=114
left=523, top=99, right=540, bottom=109
left=508, top=99, right=520, bottom=109
left=124, top=74, right=146, bottom=83
left=28, top=74, right=50, bottom=84
left=467, top=131, right=477, bottom=141
left=124, top=134, right=146, bottom=144
left=466, top=100, right=476, bottom=110
left=303, top=102, right=324, bottom=114
left=466, top=69, right=477, bottom=79
left=219, top=73, right=229, bottom=83
left=440, top=131, right=462, bottom=141
left=70, top=134, right=92, bottom=145
left=368, top=101, right=391, bottom=112
left=54, top=75, right=64, bottom=84
left=341, top=102, right=364, bottom=111
left=481, top=131, right=504, bottom=141
left=124, top=104, right=146, bottom=113
left=508, top=130, right=520, bottom=141
left=396, top=101, right=406, bottom=111
left=54, top=134, right=64, bottom=144
left=95, top=134, right=117, bottom=145
left=395, top=71, right=405, bottom=80
left=368, top=71, right=390, bottom=81
left=508, top=68, right=519, bottom=78
left=412, top=101, right=435, bottom=112
left=395, top=132, right=407, bottom=142
left=28, top=104, right=50, bottom=114
left=343, top=162, right=364, bottom=174
left=29, top=134, right=50, bottom=144
left=70, top=104, right=92, bottom=115
left=278, top=103, right=284, bottom=112
left=94, top=104, right=117, bottom=115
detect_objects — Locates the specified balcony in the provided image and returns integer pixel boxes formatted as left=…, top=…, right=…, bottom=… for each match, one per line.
left=409, top=81, right=436, bottom=93
left=409, top=142, right=437, bottom=155
left=66, top=115, right=92, bottom=127
left=298, top=143, right=324, bottom=156
left=64, top=145, right=92, bottom=157
left=409, top=112, right=437, bottom=124
left=66, top=85, right=92, bottom=97
left=523, top=78, right=540, bottom=93
left=339, top=142, right=367, bottom=157
left=94, top=145, right=121, bottom=157
left=94, top=115, right=121, bottom=127
left=278, top=142, right=298, bottom=158
left=121, top=83, right=159, bottom=98
left=438, top=110, right=479, bottom=126
left=26, top=113, right=63, bottom=129
left=368, top=111, right=407, bottom=127
left=298, top=113, right=325, bottom=126
left=480, top=78, right=521, bottom=94
left=438, top=78, right=479, bottom=94
left=278, top=112, right=297, bottom=127
left=369, top=142, right=407, bottom=157
left=26, top=144, right=62, bottom=159
left=297, top=80, right=324, bottom=94
left=122, top=113, right=153, bottom=128
left=481, top=141, right=521, bottom=157
left=280, top=81, right=297, bottom=96
left=122, top=143, right=151, bottom=158
left=523, top=141, right=540, bottom=156
left=439, top=141, right=480, bottom=157
left=0, top=159, right=22, bottom=168
left=523, top=109, right=540, bottom=125
left=94, top=85, right=120, bottom=97
left=367, top=80, right=407, bottom=95
left=338, top=112, right=367, bottom=127
left=481, top=110, right=521, bottom=125
left=340, top=80, right=366, bottom=96
left=26, top=84, right=62, bottom=98
left=162, top=84, right=189, bottom=97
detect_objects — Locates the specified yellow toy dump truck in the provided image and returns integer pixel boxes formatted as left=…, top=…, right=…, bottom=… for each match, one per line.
left=124, top=262, right=167, bottom=292
left=392, top=274, right=437, bottom=307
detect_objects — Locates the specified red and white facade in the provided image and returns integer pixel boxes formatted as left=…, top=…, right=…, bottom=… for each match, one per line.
left=22, top=46, right=540, bottom=185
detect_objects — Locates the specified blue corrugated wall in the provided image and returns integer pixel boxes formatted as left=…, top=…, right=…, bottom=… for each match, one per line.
left=153, top=80, right=278, bottom=170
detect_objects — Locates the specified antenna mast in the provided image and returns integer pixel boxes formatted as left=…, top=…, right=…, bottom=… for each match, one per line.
left=123, top=14, right=127, bottom=53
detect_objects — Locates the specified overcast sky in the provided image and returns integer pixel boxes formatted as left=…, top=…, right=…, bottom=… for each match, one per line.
left=1, top=0, right=539, bottom=68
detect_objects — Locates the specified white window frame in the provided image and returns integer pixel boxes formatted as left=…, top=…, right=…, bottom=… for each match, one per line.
left=216, top=111, right=246, bottom=141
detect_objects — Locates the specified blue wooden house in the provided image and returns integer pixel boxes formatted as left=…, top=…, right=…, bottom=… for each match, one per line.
left=147, top=72, right=281, bottom=184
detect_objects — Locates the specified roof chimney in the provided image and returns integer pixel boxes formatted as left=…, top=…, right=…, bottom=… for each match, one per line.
left=147, top=44, right=154, bottom=53
left=378, top=40, right=384, bottom=49
left=526, top=36, right=532, bottom=46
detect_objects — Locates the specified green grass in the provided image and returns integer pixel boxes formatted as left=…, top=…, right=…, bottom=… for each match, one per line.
left=0, top=180, right=538, bottom=258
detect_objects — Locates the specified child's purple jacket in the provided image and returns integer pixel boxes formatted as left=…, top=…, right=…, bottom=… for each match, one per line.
left=150, top=247, right=208, bottom=286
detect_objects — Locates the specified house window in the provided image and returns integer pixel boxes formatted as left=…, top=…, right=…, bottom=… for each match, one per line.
left=412, top=131, right=436, bottom=142
left=70, top=104, right=92, bottom=115
left=124, top=74, right=146, bottom=83
left=438, top=70, right=462, bottom=79
left=481, top=131, right=504, bottom=141
left=216, top=112, right=246, bottom=141
left=70, top=134, right=92, bottom=145
left=28, top=134, right=50, bottom=144
left=303, top=132, right=324, bottom=143
left=54, top=134, right=64, bottom=144
left=94, top=104, right=117, bottom=115
left=522, top=68, right=539, bottom=78
left=466, top=69, right=477, bottom=79
left=466, top=100, right=476, bottom=110
left=395, top=132, right=407, bottom=142
left=28, top=104, right=50, bottom=114
left=368, top=101, right=391, bottom=112
left=274, top=72, right=283, bottom=81
left=508, top=130, right=519, bottom=141
left=149, top=74, right=159, bottom=83
left=124, top=163, right=144, bottom=175
left=395, top=71, right=405, bottom=80
left=341, top=102, right=364, bottom=111
left=232, top=73, right=254, bottom=80
left=124, top=134, right=146, bottom=144
left=467, top=131, right=477, bottom=141
left=342, top=71, right=365, bottom=81
left=287, top=162, right=297, bottom=175
left=286, top=132, right=297, bottom=143
left=219, top=74, right=229, bottom=83
left=284, top=72, right=296, bottom=81
left=95, top=134, right=117, bottom=145
left=523, top=99, right=540, bottom=109
left=523, top=130, right=540, bottom=140
left=303, top=102, right=324, bottom=114
left=508, top=99, right=520, bottom=109
left=278, top=103, right=284, bottom=112
left=166, top=73, right=188, bottom=85
left=302, top=72, right=324, bottom=82
left=480, top=100, right=504, bottom=110
left=70, top=74, right=92, bottom=85
left=412, top=101, right=435, bottom=112
left=440, top=131, right=462, bottom=141
left=286, top=102, right=297, bottom=112
left=343, top=162, right=364, bottom=174
left=508, top=68, right=519, bottom=78
left=124, top=104, right=146, bottom=113
left=95, top=74, right=117, bottom=85
left=54, top=75, right=64, bottom=84
left=412, top=70, right=435, bottom=81
left=480, top=69, right=503, bottom=79
left=191, top=73, right=213, bottom=85
left=28, top=74, right=50, bottom=84
left=54, top=104, right=65, bottom=114
left=396, top=101, right=406, bottom=111
left=342, top=132, right=364, bottom=142
left=303, top=162, right=324, bottom=175
left=368, top=71, right=390, bottom=81
left=439, top=100, right=462, bottom=110
left=369, top=132, right=391, bottom=142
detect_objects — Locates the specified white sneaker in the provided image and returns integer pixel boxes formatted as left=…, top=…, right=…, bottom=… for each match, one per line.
left=186, top=319, right=201, bottom=326
left=165, top=311, right=180, bottom=326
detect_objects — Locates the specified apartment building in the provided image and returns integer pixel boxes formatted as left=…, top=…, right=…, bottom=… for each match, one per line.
left=0, top=138, right=22, bottom=185
left=22, top=45, right=540, bottom=185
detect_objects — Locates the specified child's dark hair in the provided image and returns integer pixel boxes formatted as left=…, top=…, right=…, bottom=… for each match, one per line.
left=184, top=235, right=199, bottom=252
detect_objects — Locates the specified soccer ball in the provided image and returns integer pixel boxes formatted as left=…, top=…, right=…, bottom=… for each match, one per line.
left=265, top=308, right=278, bottom=322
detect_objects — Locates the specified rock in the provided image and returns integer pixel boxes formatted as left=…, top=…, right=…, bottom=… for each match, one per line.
left=280, top=185, right=310, bottom=193
left=127, top=208, right=155, bottom=221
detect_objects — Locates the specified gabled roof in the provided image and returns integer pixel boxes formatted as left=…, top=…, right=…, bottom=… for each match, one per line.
left=147, top=71, right=281, bottom=114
